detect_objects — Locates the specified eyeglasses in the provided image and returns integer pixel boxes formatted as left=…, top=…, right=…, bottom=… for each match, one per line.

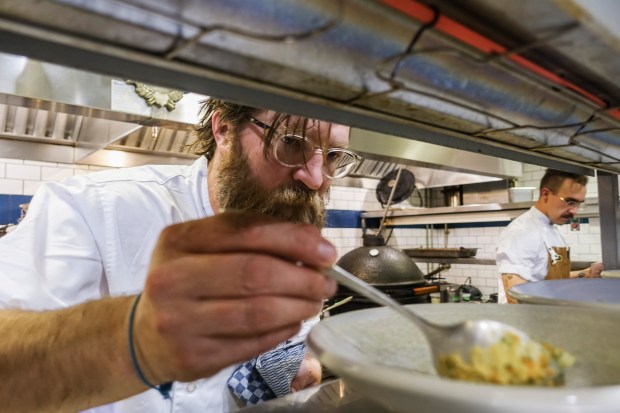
left=558, top=196, right=584, bottom=208
left=247, top=116, right=363, bottom=179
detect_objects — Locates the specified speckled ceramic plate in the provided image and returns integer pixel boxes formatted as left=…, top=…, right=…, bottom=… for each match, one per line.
left=308, top=303, right=620, bottom=413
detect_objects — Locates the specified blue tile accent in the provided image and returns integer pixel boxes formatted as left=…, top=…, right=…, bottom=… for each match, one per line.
left=0, top=195, right=33, bottom=224
left=325, top=210, right=362, bottom=228
left=0, top=200, right=590, bottom=228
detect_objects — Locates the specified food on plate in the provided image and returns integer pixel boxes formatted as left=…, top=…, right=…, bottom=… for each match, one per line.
left=601, top=270, right=620, bottom=279
left=437, top=332, right=575, bottom=386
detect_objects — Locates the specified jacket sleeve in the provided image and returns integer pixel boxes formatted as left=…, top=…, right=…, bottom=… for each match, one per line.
left=0, top=181, right=106, bottom=310
left=496, top=225, right=546, bottom=282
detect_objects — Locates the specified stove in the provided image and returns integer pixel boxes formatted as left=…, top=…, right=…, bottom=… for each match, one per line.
left=322, top=282, right=441, bottom=316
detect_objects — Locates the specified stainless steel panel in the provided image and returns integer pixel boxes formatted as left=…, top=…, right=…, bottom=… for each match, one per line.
left=597, top=172, right=620, bottom=270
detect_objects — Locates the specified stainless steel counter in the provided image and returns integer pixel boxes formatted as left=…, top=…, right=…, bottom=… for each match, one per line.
left=237, top=379, right=389, bottom=413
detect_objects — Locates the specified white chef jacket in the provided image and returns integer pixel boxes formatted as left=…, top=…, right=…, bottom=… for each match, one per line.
left=0, top=156, right=314, bottom=413
left=495, top=206, right=567, bottom=304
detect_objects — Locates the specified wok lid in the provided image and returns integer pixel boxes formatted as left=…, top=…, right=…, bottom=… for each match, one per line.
left=336, top=239, right=426, bottom=287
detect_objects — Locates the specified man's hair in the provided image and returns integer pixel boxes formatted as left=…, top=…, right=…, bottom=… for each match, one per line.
left=191, top=98, right=255, bottom=160
left=191, top=98, right=326, bottom=160
left=540, top=169, right=588, bottom=193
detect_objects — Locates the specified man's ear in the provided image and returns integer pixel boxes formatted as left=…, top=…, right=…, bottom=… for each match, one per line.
left=212, top=110, right=231, bottom=150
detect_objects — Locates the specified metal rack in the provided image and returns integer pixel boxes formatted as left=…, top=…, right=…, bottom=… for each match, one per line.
left=361, top=200, right=602, bottom=226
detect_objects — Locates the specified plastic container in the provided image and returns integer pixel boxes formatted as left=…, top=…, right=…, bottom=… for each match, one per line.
left=430, top=292, right=441, bottom=304
left=508, top=187, right=536, bottom=203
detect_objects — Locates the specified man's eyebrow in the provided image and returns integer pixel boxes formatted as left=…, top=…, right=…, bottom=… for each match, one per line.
left=563, top=197, right=584, bottom=203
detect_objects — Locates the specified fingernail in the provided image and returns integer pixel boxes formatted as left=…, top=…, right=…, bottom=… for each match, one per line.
left=318, top=240, right=336, bottom=262
left=324, top=278, right=337, bottom=296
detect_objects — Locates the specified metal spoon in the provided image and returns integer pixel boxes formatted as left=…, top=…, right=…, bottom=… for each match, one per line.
left=323, top=265, right=562, bottom=382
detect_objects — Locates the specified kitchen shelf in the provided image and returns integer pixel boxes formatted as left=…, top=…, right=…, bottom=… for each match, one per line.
left=362, top=201, right=535, bottom=226
left=410, top=258, right=593, bottom=271
left=362, top=200, right=601, bottom=226
left=410, top=257, right=496, bottom=265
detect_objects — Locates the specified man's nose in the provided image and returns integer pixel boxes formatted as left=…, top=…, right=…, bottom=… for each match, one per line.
left=293, top=151, right=327, bottom=190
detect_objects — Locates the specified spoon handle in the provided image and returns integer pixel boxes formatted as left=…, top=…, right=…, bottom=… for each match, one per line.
left=323, top=265, right=434, bottom=330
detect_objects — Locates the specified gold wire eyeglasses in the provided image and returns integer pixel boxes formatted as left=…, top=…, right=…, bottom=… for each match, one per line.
left=247, top=116, right=363, bottom=179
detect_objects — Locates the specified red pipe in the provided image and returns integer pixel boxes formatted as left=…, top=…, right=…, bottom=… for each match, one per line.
left=379, top=0, right=619, bottom=120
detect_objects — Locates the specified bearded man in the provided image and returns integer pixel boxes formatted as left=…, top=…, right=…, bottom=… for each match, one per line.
left=0, top=98, right=361, bottom=412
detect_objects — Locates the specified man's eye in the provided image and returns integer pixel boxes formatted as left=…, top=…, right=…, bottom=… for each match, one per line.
left=281, top=135, right=304, bottom=149
left=326, top=151, right=343, bottom=162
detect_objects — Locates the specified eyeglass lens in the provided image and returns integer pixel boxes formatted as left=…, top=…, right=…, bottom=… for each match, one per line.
left=275, top=134, right=359, bottom=178
left=560, top=197, right=582, bottom=207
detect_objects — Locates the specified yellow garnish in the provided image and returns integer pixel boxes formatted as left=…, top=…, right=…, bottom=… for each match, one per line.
left=436, top=333, right=575, bottom=386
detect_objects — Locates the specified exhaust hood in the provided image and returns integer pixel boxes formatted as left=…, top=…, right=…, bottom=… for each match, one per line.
left=0, top=0, right=618, bottom=178
left=0, top=52, right=203, bottom=167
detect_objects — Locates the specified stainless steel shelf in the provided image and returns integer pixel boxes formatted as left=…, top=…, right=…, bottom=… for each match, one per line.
left=362, top=200, right=602, bottom=226
left=409, top=258, right=593, bottom=270
left=410, top=257, right=496, bottom=265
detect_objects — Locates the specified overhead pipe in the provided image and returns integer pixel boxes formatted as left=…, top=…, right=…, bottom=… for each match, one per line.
left=378, top=0, right=619, bottom=121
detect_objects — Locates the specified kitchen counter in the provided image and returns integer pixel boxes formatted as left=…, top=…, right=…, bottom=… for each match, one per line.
left=238, top=379, right=389, bottom=413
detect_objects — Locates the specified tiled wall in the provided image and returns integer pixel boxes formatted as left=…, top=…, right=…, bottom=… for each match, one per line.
left=0, top=157, right=604, bottom=300
left=0, top=158, right=111, bottom=225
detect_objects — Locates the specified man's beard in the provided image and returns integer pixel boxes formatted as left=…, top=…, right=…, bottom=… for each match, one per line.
left=214, top=143, right=328, bottom=229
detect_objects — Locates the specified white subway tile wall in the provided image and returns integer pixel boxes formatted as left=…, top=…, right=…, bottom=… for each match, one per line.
left=0, top=159, right=115, bottom=196
left=6, top=164, right=41, bottom=181
left=0, top=178, right=22, bottom=195
left=0, top=158, right=604, bottom=300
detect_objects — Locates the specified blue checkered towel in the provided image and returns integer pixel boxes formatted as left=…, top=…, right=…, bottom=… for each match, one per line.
left=227, top=341, right=307, bottom=406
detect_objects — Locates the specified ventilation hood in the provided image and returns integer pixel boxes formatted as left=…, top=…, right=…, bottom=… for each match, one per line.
left=0, top=0, right=619, bottom=179
left=0, top=52, right=203, bottom=167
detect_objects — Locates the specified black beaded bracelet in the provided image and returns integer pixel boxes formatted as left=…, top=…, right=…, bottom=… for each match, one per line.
left=128, top=292, right=173, bottom=399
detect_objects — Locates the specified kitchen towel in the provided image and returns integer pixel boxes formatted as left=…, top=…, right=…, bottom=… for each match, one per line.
left=227, top=340, right=307, bottom=406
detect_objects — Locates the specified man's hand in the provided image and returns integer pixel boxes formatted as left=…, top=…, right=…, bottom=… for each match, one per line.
left=133, top=211, right=338, bottom=385
left=290, top=353, right=322, bottom=393
left=588, top=261, right=603, bottom=278
left=572, top=262, right=603, bottom=278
